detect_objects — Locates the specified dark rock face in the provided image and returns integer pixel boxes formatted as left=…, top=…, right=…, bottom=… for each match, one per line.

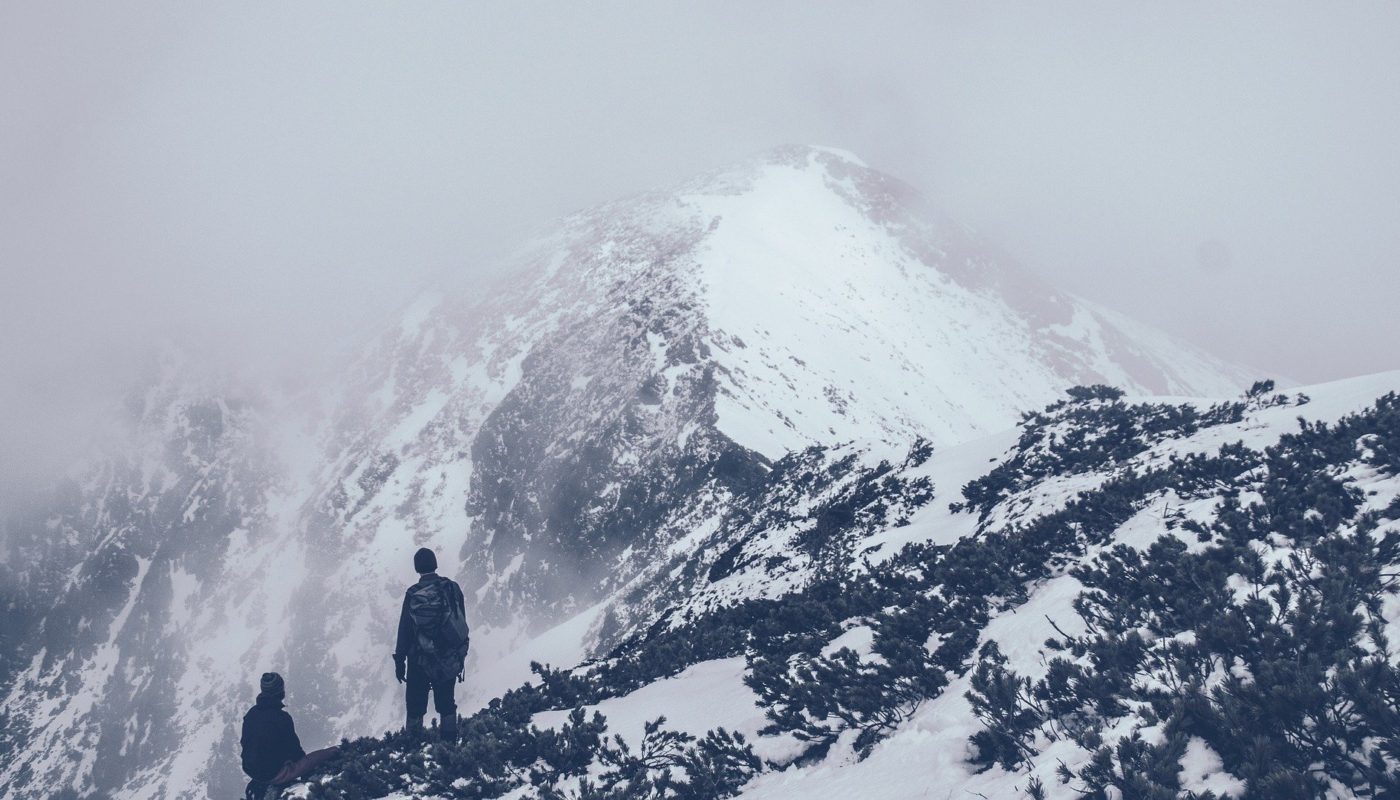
left=462, top=263, right=770, bottom=626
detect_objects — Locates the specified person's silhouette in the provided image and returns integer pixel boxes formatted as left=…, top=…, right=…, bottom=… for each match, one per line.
left=239, top=672, right=338, bottom=799
left=393, top=547, right=469, bottom=739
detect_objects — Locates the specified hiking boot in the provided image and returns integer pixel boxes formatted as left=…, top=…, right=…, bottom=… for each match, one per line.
left=406, top=714, right=424, bottom=733
left=441, top=714, right=458, bottom=742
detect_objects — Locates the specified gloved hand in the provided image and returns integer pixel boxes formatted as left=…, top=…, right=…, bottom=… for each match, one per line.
left=393, top=655, right=406, bottom=684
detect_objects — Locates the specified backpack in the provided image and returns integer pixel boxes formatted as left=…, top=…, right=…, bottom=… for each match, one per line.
left=407, top=577, right=470, bottom=682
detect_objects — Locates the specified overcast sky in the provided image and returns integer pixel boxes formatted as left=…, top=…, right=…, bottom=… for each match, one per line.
left=3, top=2, right=1399, bottom=493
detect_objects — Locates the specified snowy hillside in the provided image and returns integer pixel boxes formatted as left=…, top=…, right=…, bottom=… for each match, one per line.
left=0, top=145, right=1254, bottom=799
left=738, top=372, right=1400, bottom=800
left=295, top=371, right=1400, bottom=799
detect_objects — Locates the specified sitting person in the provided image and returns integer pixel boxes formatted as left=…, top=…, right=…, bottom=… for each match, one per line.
left=240, top=672, right=338, bottom=799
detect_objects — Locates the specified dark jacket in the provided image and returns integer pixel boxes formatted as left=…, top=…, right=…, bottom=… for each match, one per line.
left=394, top=572, right=466, bottom=661
left=240, top=694, right=306, bottom=782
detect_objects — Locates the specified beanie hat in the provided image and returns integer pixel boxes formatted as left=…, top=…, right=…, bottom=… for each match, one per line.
left=259, top=672, right=285, bottom=698
left=414, top=547, right=437, bottom=574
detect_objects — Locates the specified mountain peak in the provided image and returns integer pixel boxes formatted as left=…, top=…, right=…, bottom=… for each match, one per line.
left=564, top=145, right=1254, bottom=450
left=659, top=144, right=882, bottom=206
left=750, top=143, right=870, bottom=169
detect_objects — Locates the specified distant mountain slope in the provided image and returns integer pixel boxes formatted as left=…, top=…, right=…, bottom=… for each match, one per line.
left=0, top=146, right=1254, bottom=799
left=295, top=371, right=1400, bottom=800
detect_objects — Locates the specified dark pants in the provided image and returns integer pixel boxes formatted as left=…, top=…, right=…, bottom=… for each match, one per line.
left=405, top=659, right=457, bottom=731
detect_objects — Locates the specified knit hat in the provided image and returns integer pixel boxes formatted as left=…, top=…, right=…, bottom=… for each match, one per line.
left=414, top=547, right=437, bottom=574
left=259, top=672, right=285, bottom=698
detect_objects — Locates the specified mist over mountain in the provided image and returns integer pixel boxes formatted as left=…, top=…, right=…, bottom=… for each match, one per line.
left=7, top=4, right=1400, bottom=797
left=0, top=146, right=1274, bottom=798
left=7, top=3, right=1400, bottom=516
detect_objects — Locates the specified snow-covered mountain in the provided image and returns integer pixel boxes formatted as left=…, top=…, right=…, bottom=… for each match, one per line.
left=301, top=372, right=1400, bottom=799
left=0, top=145, right=1255, bottom=798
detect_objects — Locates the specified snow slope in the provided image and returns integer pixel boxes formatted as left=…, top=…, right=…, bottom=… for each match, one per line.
left=733, top=371, right=1400, bottom=800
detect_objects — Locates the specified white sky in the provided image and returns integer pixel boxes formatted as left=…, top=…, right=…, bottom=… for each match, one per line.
left=3, top=1, right=1399, bottom=493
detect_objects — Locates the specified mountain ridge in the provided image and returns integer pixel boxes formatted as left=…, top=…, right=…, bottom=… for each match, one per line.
left=293, top=370, right=1400, bottom=799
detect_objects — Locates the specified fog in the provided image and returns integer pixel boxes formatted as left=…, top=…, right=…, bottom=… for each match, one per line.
left=4, top=2, right=1400, bottom=500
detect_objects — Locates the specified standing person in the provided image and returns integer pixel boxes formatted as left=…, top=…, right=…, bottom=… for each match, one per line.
left=394, top=547, right=470, bottom=739
left=239, top=672, right=338, bottom=799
